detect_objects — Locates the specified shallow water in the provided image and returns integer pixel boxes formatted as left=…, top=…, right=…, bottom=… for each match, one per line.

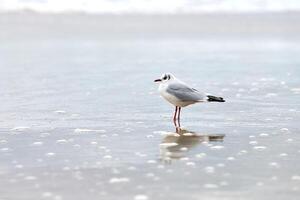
left=1, top=15, right=300, bottom=200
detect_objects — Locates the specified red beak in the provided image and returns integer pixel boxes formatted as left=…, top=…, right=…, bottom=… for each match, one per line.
left=154, top=79, right=161, bottom=82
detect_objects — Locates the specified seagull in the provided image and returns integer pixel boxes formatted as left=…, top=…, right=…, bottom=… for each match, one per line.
left=154, top=73, right=225, bottom=126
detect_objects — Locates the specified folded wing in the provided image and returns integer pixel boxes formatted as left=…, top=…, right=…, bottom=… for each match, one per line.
left=167, top=82, right=206, bottom=102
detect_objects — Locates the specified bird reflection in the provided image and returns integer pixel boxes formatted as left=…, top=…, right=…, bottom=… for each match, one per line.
left=159, top=128, right=225, bottom=162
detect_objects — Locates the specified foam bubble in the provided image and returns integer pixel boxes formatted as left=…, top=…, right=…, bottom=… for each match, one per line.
left=265, top=93, right=278, bottom=97
left=291, top=88, right=300, bottom=93
left=269, top=162, right=280, bottom=168
left=291, top=175, right=300, bottom=181
left=203, top=184, right=218, bottom=189
left=0, top=140, right=8, bottom=144
left=259, top=133, right=269, bottom=137
left=56, top=139, right=68, bottom=144
left=31, top=141, right=43, bottom=146
left=109, top=177, right=130, bottom=183
left=62, top=166, right=70, bottom=171
left=147, top=160, right=157, bottom=164
left=15, top=164, right=24, bottom=169
left=54, top=110, right=66, bottom=114
left=180, top=157, right=189, bottom=161
left=24, top=176, right=37, bottom=180
left=253, top=146, right=267, bottom=150
left=45, top=152, right=56, bottom=157
left=128, top=166, right=137, bottom=171
left=220, top=181, right=229, bottom=186
left=146, top=173, right=155, bottom=177
left=227, top=157, right=235, bottom=161
left=90, top=141, right=98, bottom=145
left=286, top=138, right=293, bottom=142
left=74, top=128, right=106, bottom=133
left=10, top=126, right=30, bottom=131
left=217, top=163, right=225, bottom=167
left=249, top=141, right=258, bottom=145
left=279, top=153, right=288, bottom=157
left=256, top=182, right=264, bottom=186
left=134, top=195, right=148, bottom=200
left=280, top=128, right=289, bottom=133
left=238, top=150, right=248, bottom=155
left=1, top=147, right=12, bottom=152
left=135, top=152, right=147, bottom=157
left=42, top=192, right=53, bottom=198
left=186, top=162, right=195, bottom=166
left=210, top=145, right=224, bottom=150
left=103, top=155, right=112, bottom=159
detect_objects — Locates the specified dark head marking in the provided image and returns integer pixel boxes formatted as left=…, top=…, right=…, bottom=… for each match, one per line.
left=162, top=74, right=168, bottom=80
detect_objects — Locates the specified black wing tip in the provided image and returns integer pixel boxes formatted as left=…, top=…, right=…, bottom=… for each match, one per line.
left=207, top=95, right=225, bottom=102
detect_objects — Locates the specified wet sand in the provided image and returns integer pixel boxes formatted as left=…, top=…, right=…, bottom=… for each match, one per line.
left=0, top=12, right=300, bottom=200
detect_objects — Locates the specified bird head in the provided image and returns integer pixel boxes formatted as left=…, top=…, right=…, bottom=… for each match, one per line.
left=154, top=73, right=175, bottom=83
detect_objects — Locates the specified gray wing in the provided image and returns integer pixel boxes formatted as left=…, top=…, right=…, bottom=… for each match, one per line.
left=166, top=82, right=206, bottom=102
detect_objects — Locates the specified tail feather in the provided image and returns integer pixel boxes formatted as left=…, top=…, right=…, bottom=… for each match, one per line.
left=207, top=95, right=225, bottom=102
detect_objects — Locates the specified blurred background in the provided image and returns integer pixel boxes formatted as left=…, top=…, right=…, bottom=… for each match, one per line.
left=1, top=0, right=300, bottom=13
left=0, top=1, right=300, bottom=200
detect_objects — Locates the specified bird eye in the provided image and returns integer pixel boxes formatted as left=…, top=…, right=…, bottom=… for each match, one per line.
left=163, top=76, right=167, bottom=80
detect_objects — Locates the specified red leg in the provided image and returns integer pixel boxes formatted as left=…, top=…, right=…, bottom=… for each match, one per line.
left=177, top=107, right=181, bottom=127
left=173, top=106, right=178, bottom=122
